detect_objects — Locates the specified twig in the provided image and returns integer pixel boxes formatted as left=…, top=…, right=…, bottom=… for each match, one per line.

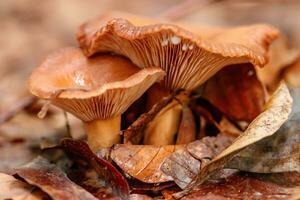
left=123, top=90, right=182, bottom=144
left=0, top=95, right=36, bottom=125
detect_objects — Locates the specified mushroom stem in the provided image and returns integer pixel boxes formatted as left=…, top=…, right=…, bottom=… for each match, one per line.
left=84, top=116, right=121, bottom=151
left=143, top=84, right=183, bottom=145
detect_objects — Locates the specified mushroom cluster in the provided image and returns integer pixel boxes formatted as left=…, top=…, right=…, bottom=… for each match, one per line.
left=28, top=12, right=279, bottom=152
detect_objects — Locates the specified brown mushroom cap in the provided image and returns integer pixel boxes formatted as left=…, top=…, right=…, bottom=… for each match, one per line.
left=77, top=18, right=278, bottom=91
left=28, top=47, right=165, bottom=121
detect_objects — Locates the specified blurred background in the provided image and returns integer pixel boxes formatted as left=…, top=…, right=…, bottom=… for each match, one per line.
left=0, top=0, right=300, bottom=173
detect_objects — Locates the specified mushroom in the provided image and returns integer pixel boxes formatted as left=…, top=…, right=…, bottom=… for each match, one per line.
left=77, top=17, right=278, bottom=145
left=28, top=47, right=165, bottom=151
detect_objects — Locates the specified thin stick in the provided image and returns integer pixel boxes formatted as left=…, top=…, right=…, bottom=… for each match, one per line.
left=0, top=95, right=36, bottom=125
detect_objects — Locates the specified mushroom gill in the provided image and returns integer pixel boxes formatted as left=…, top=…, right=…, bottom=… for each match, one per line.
left=77, top=18, right=278, bottom=145
left=28, top=47, right=165, bottom=151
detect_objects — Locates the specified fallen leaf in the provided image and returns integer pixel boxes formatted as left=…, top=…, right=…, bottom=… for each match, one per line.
left=185, top=82, right=292, bottom=193
left=252, top=172, right=300, bottom=187
left=0, top=110, right=67, bottom=143
left=16, top=156, right=97, bottom=200
left=123, top=90, right=180, bottom=144
left=111, top=134, right=233, bottom=185
left=60, top=138, right=130, bottom=199
left=111, top=144, right=183, bottom=183
left=0, top=138, right=35, bottom=175
left=0, top=95, right=36, bottom=125
left=161, top=135, right=234, bottom=189
left=226, top=88, right=300, bottom=173
left=182, top=174, right=294, bottom=200
left=161, top=149, right=201, bottom=189
left=202, top=63, right=266, bottom=121
left=0, top=172, right=48, bottom=200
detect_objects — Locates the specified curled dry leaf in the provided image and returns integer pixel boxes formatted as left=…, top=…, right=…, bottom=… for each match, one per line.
left=176, top=106, right=196, bottom=144
left=111, top=134, right=233, bottom=186
left=226, top=88, right=300, bottom=173
left=0, top=172, right=48, bottom=200
left=202, top=63, right=266, bottom=122
left=185, top=82, right=292, bottom=193
left=161, top=134, right=234, bottom=189
left=60, top=138, right=130, bottom=199
left=123, top=90, right=179, bottom=144
left=182, top=174, right=294, bottom=200
left=15, top=157, right=97, bottom=200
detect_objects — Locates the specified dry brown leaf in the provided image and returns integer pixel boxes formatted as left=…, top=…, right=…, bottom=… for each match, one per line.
left=176, top=106, right=196, bottom=144
left=183, top=82, right=292, bottom=194
left=182, top=174, right=294, bottom=200
left=226, top=88, right=300, bottom=173
left=161, top=134, right=234, bottom=189
left=0, top=110, right=67, bottom=142
left=0, top=138, right=35, bottom=175
left=0, top=172, right=48, bottom=200
left=123, top=90, right=179, bottom=144
left=111, top=144, right=183, bottom=183
left=16, top=157, right=97, bottom=200
left=111, top=134, right=233, bottom=185
left=60, top=139, right=130, bottom=199
left=202, top=63, right=266, bottom=122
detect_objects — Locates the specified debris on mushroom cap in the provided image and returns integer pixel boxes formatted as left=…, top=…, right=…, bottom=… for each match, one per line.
left=78, top=18, right=278, bottom=91
left=28, top=47, right=165, bottom=121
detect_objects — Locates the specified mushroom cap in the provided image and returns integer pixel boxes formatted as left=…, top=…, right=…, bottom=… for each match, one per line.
left=28, top=47, right=165, bottom=121
left=77, top=17, right=278, bottom=91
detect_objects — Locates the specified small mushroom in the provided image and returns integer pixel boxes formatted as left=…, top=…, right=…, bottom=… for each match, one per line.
left=28, top=47, right=165, bottom=151
left=77, top=17, right=278, bottom=145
